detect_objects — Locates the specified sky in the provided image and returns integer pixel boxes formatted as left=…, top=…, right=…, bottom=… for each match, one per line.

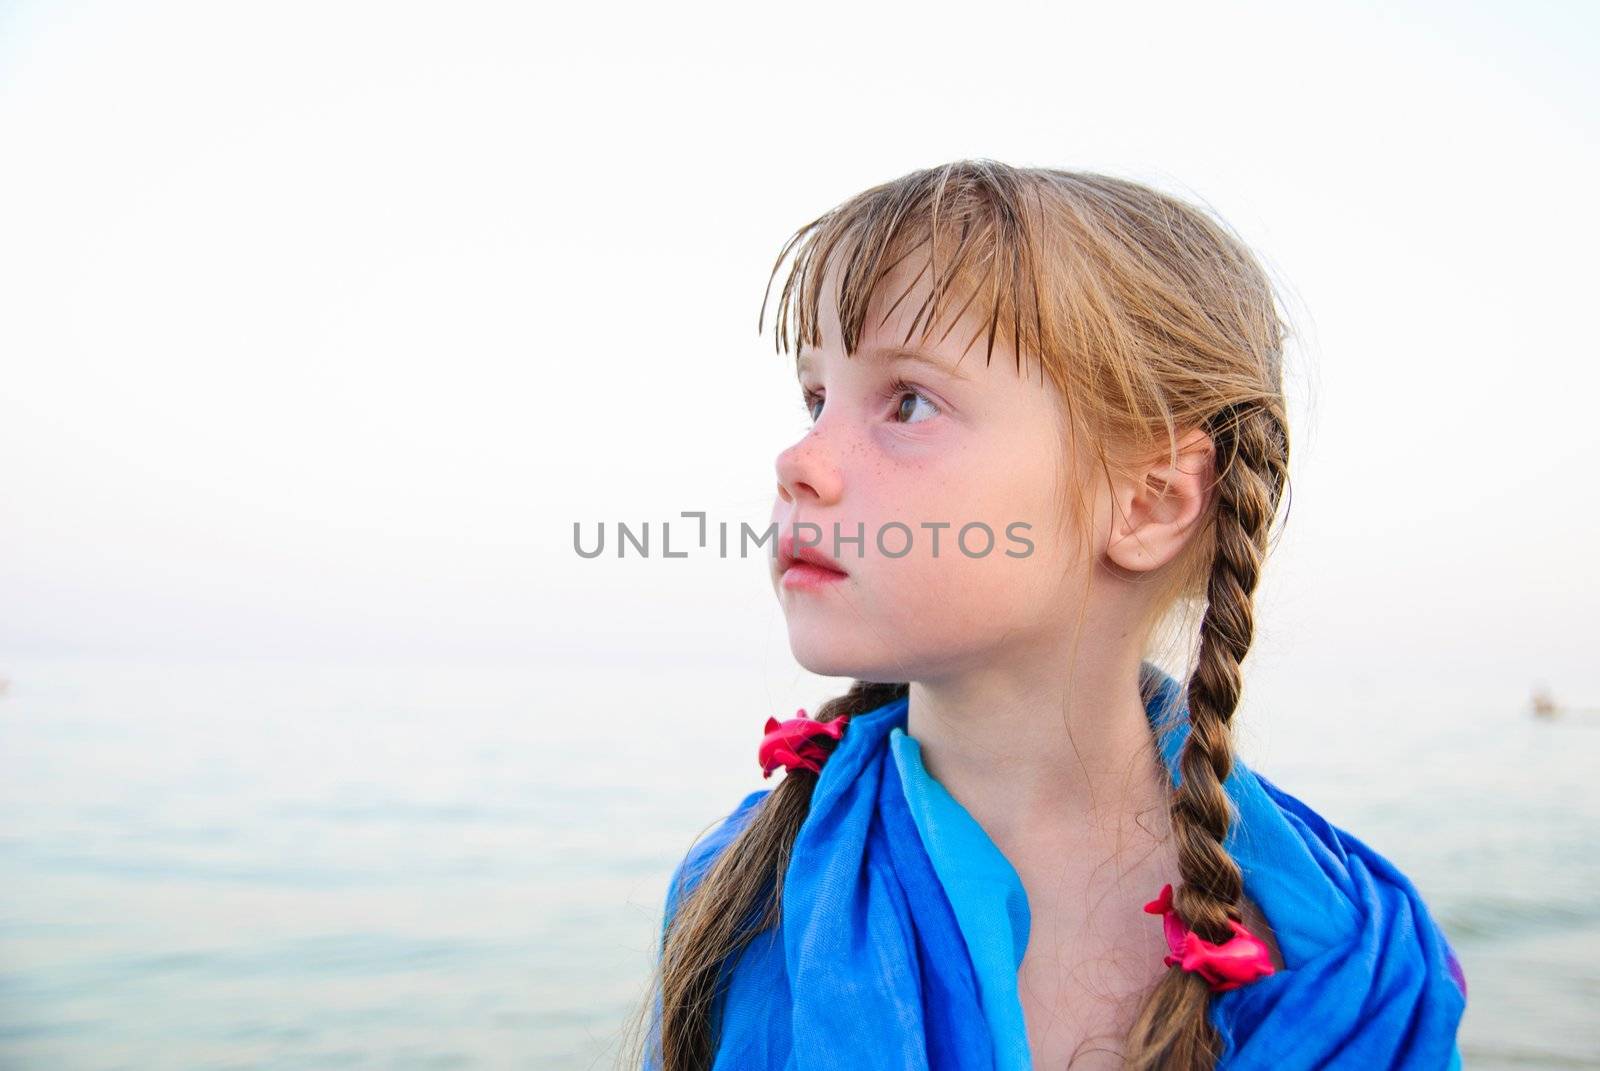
left=0, top=0, right=1595, bottom=715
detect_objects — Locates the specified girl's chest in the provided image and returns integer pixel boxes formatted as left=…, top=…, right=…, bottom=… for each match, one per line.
left=1001, top=824, right=1179, bottom=1070
left=1012, top=881, right=1286, bottom=1069
left=1015, top=900, right=1172, bottom=1070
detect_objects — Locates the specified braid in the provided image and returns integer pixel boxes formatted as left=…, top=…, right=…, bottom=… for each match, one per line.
left=1124, top=401, right=1290, bottom=1070
left=639, top=676, right=908, bottom=1071
left=813, top=678, right=910, bottom=724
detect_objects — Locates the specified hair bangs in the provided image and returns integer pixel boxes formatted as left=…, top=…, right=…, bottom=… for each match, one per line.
left=759, top=161, right=1050, bottom=381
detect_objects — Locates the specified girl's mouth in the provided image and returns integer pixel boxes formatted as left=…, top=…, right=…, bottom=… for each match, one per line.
left=780, top=560, right=849, bottom=591
left=777, top=529, right=851, bottom=589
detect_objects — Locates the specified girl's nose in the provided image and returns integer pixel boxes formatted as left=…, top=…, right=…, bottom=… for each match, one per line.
left=775, top=432, right=843, bottom=506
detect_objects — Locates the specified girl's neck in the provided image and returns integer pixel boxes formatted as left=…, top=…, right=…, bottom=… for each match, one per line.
left=903, top=652, right=1173, bottom=850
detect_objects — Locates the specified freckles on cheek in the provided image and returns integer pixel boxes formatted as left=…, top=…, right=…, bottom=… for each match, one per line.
left=874, top=427, right=954, bottom=470
left=873, top=438, right=975, bottom=505
left=853, top=462, right=932, bottom=518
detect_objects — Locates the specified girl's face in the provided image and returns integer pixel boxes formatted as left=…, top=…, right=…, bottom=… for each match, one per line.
left=770, top=258, right=1093, bottom=684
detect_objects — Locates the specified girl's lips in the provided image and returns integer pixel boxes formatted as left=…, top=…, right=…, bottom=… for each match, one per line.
left=781, top=560, right=849, bottom=591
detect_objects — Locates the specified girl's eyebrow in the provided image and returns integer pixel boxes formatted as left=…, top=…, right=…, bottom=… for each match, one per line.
left=796, top=346, right=972, bottom=382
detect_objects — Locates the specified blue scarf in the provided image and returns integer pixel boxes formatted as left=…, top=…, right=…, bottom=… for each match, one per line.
left=653, top=663, right=1467, bottom=1069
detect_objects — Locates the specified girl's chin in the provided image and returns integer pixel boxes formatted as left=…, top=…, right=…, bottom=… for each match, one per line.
left=787, top=639, right=904, bottom=683
left=788, top=645, right=871, bottom=681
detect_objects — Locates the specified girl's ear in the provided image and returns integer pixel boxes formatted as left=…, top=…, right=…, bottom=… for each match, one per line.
left=1104, top=427, right=1216, bottom=574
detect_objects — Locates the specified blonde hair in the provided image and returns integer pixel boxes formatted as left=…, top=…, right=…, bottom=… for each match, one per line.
left=625, top=159, right=1294, bottom=1070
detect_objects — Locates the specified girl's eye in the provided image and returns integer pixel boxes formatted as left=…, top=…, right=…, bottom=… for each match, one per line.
left=889, top=379, right=940, bottom=424
left=798, top=380, right=941, bottom=425
left=801, top=389, right=823, bottom=423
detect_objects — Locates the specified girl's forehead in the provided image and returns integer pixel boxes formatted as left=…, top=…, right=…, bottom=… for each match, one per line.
left=809, top=277, right=1023, bottom=372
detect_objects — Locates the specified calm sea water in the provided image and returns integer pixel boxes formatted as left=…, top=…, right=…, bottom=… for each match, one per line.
left=0, top=653, right=1594, bottom=1069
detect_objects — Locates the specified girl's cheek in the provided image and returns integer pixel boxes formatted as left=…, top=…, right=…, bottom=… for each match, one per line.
left=866, top=444, right=975, bottom=516
left=871, top=421, right=952, bottom=465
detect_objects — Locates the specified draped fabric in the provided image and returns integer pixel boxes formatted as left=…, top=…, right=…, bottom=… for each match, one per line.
left=651, top=663, right=1467, bottom=1069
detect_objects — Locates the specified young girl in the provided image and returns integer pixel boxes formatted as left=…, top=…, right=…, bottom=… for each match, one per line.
left=631, top=161, right=1467, bottom=1070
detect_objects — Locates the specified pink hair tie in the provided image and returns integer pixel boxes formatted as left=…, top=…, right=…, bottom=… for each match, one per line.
left=1143, top=883, right=1277, bottom=993
left=759, top=709, right=850, bottom=779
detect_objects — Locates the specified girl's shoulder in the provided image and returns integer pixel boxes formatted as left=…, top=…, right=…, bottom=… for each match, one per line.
left=660, top=788, right=772, bottom=937
left=1240, top=764, right=1448, bottom=917
left=1229, top=761, right=1470, bottom=1000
